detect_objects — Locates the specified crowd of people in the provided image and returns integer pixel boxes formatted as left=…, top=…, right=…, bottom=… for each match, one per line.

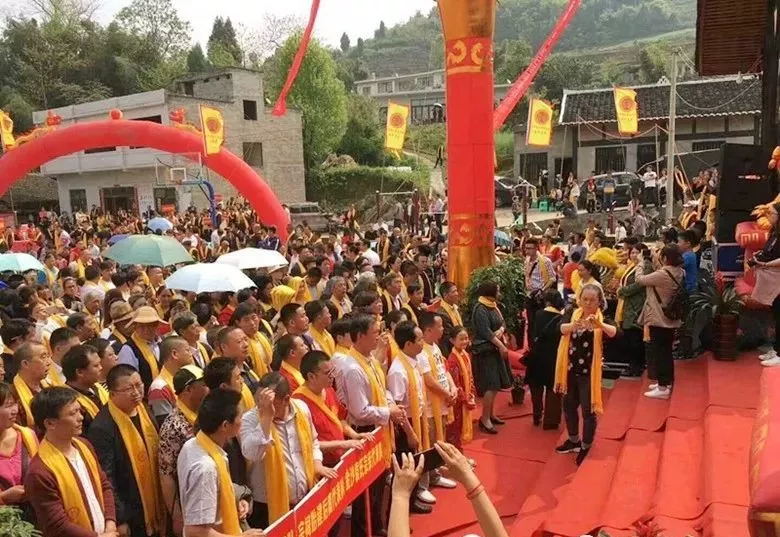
left=0, top=202, right=511, bottom=537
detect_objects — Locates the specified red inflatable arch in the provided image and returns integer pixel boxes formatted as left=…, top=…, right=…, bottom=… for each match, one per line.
left=0, top=119, right=290, bottom=240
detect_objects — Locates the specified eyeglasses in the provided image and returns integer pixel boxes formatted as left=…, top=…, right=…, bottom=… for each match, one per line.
left=115, top=383, right=144, bottom=395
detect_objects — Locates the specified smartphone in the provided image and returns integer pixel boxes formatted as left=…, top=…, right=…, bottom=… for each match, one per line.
left=395, top=446, right=445, bottom=474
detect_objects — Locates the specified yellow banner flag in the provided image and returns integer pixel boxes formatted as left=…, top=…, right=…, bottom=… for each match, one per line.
left=0, top=110, right=16, bottom=151
left=385, top=102, right=409, bottom=154
left=614, top=87, right=638, bottom=135
left=199, top=105, right=225, bottom=155
left=526, top=98, right=553, bottom=147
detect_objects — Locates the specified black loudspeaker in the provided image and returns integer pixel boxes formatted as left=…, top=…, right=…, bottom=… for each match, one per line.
left=715, top=144, right=775, bottom=243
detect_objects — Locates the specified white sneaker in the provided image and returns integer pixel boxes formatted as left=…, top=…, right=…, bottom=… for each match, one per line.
left=433, top=476, right=457, bottom=489
left=761, top=356, right=780, bottom=367
left=417, top=489, right=437, bottom=504
left=648, top=382, right=658, bottom=391
left=760, top=349, right=778, bottom=361
left=343, top=506, right=352, bottom=518
left=644, top=386, right=671, bottom=399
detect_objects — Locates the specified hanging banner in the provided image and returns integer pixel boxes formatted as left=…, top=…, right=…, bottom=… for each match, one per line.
left=614, top=87, right=639, bottom=135
left=264, top=429, right=385, bottom=537
left=199, top=105, right=225, bottom=155
left=526, top=98, right=554, bottom=147
left=385, top=102, right=410, bottom=156
left=272, top=0, right=322, bottom=117
left=0, top=110, right=16, bottom=151
left=492, top=0, right=581, bottom=131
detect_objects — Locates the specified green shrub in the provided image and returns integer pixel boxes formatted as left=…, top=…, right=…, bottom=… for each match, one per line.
left=0, top=506, right=40, bottom=537
left=464, top=256, right=527, bottom=334
left=307, top=166, right=430, bottom=211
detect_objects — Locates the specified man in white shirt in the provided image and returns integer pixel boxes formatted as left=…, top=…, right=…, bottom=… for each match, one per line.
left=642, top=168, right=659, bottom=209
left=387, top=321, right=433, bottom=514
left=359, top=240, right=381, bottom=268
left=240, top=372, right=335, bottom=529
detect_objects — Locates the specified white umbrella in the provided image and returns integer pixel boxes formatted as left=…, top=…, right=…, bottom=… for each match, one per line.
left=0, top=253, right=45, bottom=273
left=216, top=248, right=288, bottom=271
left=164, top=263, right=256, bottom=294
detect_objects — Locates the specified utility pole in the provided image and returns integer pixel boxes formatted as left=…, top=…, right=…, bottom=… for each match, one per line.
left=665, top=49, right=678, bottom=223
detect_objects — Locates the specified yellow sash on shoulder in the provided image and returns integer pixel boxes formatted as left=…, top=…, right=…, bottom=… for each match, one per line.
left=309, top=327, right=335, bottom=356
left=281, top=360, right=305, bottom=388
left=615, top=263, right=637, bottom=324
left=13, top=376, right=36, bottom=426
left=439, top=301, right=463, bottom=327
left=12, top=424, right=38, bottom=456
left=195, top=431, right=241, bottom=535
left=396, top=354, right=430, bottom=451
left=294, top=385, right=343, bottom=432
left=247, top=332, right=271, bottom=377
left=75, top=384, right=109, bottom=419
left=176, top=399, right=197, bottom=425
left=451, top=349, right=474, bottom=444
left=422, top=344, right=453, bottom=442
left=131, top=333, right=160, bottom=379
left=349, top=349, right=392, bottom=468
left=554, top=308, right=604, bottom=414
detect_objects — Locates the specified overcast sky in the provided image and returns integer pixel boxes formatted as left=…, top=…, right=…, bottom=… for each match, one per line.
left=94, top=0, right=431, bottom=48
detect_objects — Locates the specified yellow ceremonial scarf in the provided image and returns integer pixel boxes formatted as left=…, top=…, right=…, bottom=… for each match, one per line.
left=478, top=296, right=497, bottom=309
left=38, top=438, right=104, bottom=532
left=44, top=366, right=66, bottom=388
left=176, top=398, right=197, bottom=425
left=532, top=253, right=552, bottom=287
left=74, top=384, right=109, bottom=419
left=288, top=277, right=312, bottom=304
left=422, top=344, right=453, bottom=442
left=382, top=290, right=400, bottom=312
left=195, top=431, right=241, bottom=535
left=240, top=383, right=256, bottom=411
left=271, top=286, right=296, bottom=312
left=451, top=348, right=474, bottom=444
left=553, top=308, right=604, bottom=414
left=330, top=297, right=344, bottom=319
left=281, top=360, right=305, bottom=388
left=615, top=263, right=637, bottom=324
left=111, top=328, right=127, bottom=345
left=107, top=401, right=164, bottom=535
left=402, top=304, right=419, bottom=325
left=439, top=301, right=463, bottom=327
left=265, top=402, right=316, bottom=523
left=13, top=424, right=38, bottom=456
left=43, top=267, right=58, bottom=287
left=396, top=354, right=430, bottom=451
left=76, top=260, right=86, bottom=280
left=247, top=333, right=271, bottom=377
left=131, top=333, right=160, bottom=379
left=310, top=327, right=336, bottom=356
left=349, top=348, right=392, bottom=468
left=160, top=367, right=175, bottom=395
left=13, top=376, right=37, bottom=426
left=294, top=385, right=343, bottom=432
left=196, top=342, right=211, bottom=366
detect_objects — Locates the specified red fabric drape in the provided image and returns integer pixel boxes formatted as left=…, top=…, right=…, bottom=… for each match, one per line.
left=492, top=0, right=581, bottom=131
left=271, top=0, right=322, bottom=117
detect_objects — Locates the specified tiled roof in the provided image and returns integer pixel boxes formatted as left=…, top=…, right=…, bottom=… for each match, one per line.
left=559, top=77, right=761, bottom=125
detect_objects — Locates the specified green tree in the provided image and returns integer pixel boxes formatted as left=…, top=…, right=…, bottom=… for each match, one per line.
left=265, top=34, right=348, bottom=170
left=375, top=21, right=387, bottom=39
left=638, top=42, right=669, bottom=84
left=336, top=94, right=384, bottom=165
left=356, top=38, right=364, bottom=55
left=495, top=39, right=532, bottom=83
left=340, top=32, right=350, bottom=53
left=207, top=17, right=242, bottom=66
left=186, top=44, right=209, bottom=73
left=534, top=55, right=595, bottom=103
left=115, top=0, right=192, bottom=60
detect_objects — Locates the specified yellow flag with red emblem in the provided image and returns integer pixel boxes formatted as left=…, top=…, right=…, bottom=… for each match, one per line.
left=199, top=105, right=224, bottom=155
left=0, top=110, right=16, bottom=151
left=614, top=87, right=638, bottom=135
left=526, top=98, right=553, bottom=147
left=385, top=102, right=409, bottom=157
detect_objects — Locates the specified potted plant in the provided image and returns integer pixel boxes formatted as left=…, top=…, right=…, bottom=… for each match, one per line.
left=691, top=272, right=744, bottom=361
left=0, top=506, right=40, bottom=537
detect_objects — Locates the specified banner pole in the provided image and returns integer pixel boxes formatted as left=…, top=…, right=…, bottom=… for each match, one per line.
left=365, top=489, right=372, bottom=537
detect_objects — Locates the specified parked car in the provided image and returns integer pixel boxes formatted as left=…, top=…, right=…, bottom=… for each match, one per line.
left=495, top=176, right=519, bottom=207
left=580, top=171, right=639, bottom=211
left=287, top=202, right=336, bottom=232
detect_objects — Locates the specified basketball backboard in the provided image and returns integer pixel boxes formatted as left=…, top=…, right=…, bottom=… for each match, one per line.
left=153, top=151, right=208, bottom=186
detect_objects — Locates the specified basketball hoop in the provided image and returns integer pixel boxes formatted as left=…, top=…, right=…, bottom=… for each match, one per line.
left=169, top=167, right=187, bottom=185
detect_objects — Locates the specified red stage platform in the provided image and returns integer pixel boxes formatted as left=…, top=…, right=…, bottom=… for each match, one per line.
left=412, top=353, right=761, bottom=537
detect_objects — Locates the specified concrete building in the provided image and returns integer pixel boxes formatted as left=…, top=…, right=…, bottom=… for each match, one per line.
left=34, top=67, right=306, bottom=215
left=513, top=75, right=762, bottom=183
left=355, top=69, right=511, bottom=124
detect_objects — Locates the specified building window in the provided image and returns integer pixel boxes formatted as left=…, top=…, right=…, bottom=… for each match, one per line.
left=84, top=146, right=115, bottom=154
left=361, top=86, right=372, bottom=95
left=417, top=76, right=433, bottom=87
left=637, top=143, right=657, bottom=170
left=517, top=153, right=548, bottom=183
left=397, top=79, right=414, bottom=91
left=101, top=187, right=136, bottom=214
left=692, top=140, right=726, bottom=152
left=378, top=82, right=393, bottom=94
left=379, top=107, right=388, bottom=123
left=69, top=189, right=87, bottom=213
left=595, top=146, right=626, bottom=174
left=183, top=82, right=194, bottom=96
left=154, top=187, right=178, bottom=213
left=243, top=100, right=258, bottom=120
left=243, top=142, right=264, bottom=167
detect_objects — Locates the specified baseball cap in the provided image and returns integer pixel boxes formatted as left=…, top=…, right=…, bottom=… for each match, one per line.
left=173, top=364, right=205, bottom=395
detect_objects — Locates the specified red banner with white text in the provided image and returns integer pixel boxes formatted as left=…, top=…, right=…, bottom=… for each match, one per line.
left=264, top=428, right=385, bottom=537
left=492, top=0, right=581, bottom=131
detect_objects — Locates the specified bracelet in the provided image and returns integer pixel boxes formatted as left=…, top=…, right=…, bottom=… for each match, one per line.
left=466, top=483, right=484, bottom=500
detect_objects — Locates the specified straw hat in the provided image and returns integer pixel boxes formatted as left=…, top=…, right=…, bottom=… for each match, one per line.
left=110, top=301, right=134, bottom=324
left=129, top=306, right=165, bottom=326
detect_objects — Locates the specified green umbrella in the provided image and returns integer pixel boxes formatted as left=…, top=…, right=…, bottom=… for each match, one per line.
left=102, top=235, right=193, bottom=267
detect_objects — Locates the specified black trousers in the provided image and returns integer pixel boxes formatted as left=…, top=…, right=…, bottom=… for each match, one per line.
left=622, top=327, right=645, bottom=373
left=529, top=384, right=561, bottom=427
left=773, top=296, right=780, bottom=353
left=351, top=425, right=388, bottom=537
left=646, top=326, right=675, bottom=386
left=394, top=420, right=423, bottom=505
left=563, top=373, right=597, bottom=446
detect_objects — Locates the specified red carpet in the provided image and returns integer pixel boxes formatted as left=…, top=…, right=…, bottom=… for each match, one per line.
left=406, top=354, right=760, bottom=537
